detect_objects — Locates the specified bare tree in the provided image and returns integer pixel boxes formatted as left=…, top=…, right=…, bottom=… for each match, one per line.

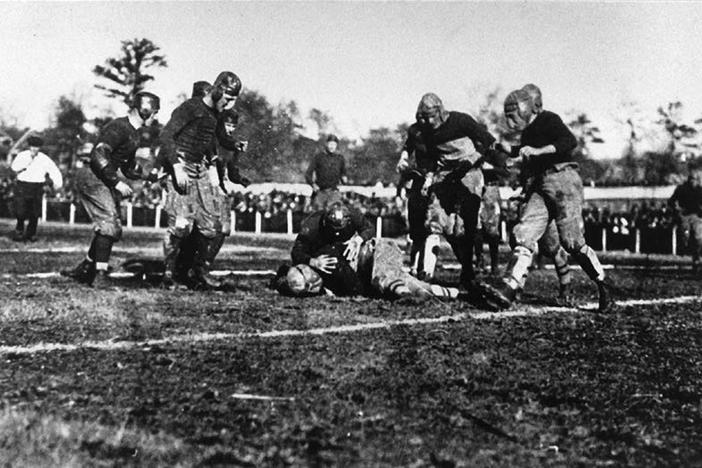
left=93, top=38, right=167, bottom=106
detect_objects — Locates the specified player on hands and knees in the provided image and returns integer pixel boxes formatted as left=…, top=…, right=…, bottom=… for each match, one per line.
left=273, top=201, right=461, bottom=300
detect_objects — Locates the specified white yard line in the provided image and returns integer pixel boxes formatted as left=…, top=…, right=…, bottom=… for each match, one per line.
left=0, top=245, right=285, bottom=254
left=0, top=295, right=699, bottom=357
left=3, top=261, right=691, bottom=281
left=1, top=270, right=277, bottom=280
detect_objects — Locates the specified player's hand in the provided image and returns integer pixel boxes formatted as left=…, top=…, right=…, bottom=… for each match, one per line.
left=172, top=162, right=189, bottom=194
left=235, top=141, right=249, bottom=152
left=343, top=234, right=363, bottom=262
left=114, top=181, right=133, bottom=199
left=310, top=254, right=338, bottom=274
left=519, top=146, right=541, bottom=158
left=396, top=152, right=410, bottom=173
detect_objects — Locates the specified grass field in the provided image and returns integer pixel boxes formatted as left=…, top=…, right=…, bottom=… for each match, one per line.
left=0, top=220, right=701, bottom=467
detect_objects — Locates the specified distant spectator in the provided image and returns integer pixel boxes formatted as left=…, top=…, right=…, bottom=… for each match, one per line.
left=305, top=134, right=347, bottom=211
left=668, top=169, right=702, bottom=273
left=10, top=135, right=63, bottom=241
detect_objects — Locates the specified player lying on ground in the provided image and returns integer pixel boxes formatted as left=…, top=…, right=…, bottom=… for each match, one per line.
left=272, top=201, right=459, bottom=300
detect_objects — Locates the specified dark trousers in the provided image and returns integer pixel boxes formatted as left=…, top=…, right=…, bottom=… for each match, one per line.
left=13, top=181, right=43, bottom=238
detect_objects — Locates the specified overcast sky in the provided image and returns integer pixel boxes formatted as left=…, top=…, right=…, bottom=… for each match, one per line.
left=1, top=1, right=701, bottom=158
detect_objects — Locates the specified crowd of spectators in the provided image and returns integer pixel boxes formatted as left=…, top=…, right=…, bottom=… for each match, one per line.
left=0, top=167, right=687, bottom=244
left=583, top=201, right=677, bottom=232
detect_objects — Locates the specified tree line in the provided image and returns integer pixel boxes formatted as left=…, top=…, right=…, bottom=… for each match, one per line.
left=2, top=38, right=702, bottom=187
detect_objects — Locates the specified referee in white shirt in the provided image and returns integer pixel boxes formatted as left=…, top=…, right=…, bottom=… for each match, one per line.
left=10, top=135, right=63, bottom=241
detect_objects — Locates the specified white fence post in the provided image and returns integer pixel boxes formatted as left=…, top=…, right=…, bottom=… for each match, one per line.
left=154, top=205, right=162, bottom=228
left=376, top=216, right=382, bottom=239
left=601, top=226, right=607, bottom=252
left=69, top=203, right=76, bottom=225
left=41, top=195, right=47, bottom=222
left=634, top=229, right=640, bottom=254
left=286, top=209, right=293, bottom=235
left=126, top=202, right=133, bottom=228
left=255, top=211, right=262, bottom=234
left=672, top=226, right=677, bottom=255
left=230, top=210, right=236, bottom=234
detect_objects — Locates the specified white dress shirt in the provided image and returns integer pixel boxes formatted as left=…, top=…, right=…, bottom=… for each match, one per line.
left=11, top=150, right=63, bottom=189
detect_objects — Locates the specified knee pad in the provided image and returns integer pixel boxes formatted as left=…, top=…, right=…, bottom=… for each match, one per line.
left=96, top=221, right=122, bottom=242
left=171, top=217, right=193, bottom=238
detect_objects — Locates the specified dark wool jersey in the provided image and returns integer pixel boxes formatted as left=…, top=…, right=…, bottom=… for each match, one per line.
left=216, top=145, right=247, bottom=187
left=291, top=209, right=374, bottom=265
left=90, top=117, right=141, bottom=187
left=519, top=110, right=578, bottom=177
left=669, top=182, right=702, bottom=216
left=403, top=111, right=496, bottom=174
left=305, top=152, right=346, bottom=190
left=160, top=97, right=218, bottom=165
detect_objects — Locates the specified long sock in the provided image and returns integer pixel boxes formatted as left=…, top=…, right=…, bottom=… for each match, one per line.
left=207, top=233, right=226, bottom=265
left=572, top=244, right=605, bottom=282
left=195, top=232, right=214, bottom=272
left=505, top=245, right=534, bottom=289
left=474, top=231, right=484, bottom=268
left=25, top=217, right=38, bottom=237
left=92, top=234, right=114, bottom=264
left=488, top=237, right=500, bottom=272
left=552, top=246, right=572, bottom=286
left=15, top=218, right=25, bottom=233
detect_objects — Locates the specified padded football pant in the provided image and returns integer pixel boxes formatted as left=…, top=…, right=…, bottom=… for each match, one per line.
left=505, top=166, right=603, bottom=290
left=368, top=239, right=458, bottom=299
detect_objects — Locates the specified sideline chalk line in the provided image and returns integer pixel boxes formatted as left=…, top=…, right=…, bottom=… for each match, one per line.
left=1, top=270, right=277, bottom=280
left=0, top=245, right=285, bottom=254
left=2, top=261, right=693, bottom=281
left=0, top=294, right=699, bottom=356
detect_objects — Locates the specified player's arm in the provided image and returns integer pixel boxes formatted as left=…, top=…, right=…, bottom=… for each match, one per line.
left=120, top=156, right=145, bottom=181
left=90, top=122, right=133, bottom=198
left=340, top=157, right=348, bottom=185
left=305, top=155, right=317, bottom=187
left=159, top=102, right=198, bottom=166
left=351, top=209, right=375, bottom=242
left=519, top=113, right=577, bottom=159
left=396, top=128, right=417, bottom=174
left=10, top=152, right=31, bottom=173
left=45, top=157, right=64, bottom=189
left=90, top=123, right=125, bottom=188
left=459, top=113, right=497, bottom=155
left=291, top=228, right=316, bottom=266
left=226, top=152, right=251, bottom=187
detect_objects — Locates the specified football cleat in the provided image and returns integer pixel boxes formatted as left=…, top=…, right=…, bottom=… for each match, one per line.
left=596, top=280, right=614, bottom=313
left=61, top=259, right=95, bottom=285
left=91, top=270, right=112, bottom=289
